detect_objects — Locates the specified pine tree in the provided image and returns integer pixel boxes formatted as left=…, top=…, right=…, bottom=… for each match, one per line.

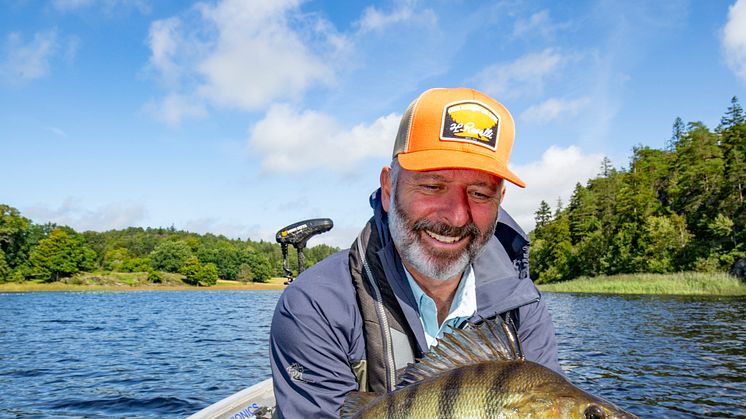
left=534, top=200, right=552, bottom=229
left=668, top=117, right=686, bottom=151
left=599, top=157, right=613, bottom=178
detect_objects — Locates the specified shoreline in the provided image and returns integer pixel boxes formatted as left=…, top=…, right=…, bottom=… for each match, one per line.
left=3, top=272, right=744, bottom=296
left=0, top=278, right=288, bottom=293
left=536, top=272, right=746, bottom=296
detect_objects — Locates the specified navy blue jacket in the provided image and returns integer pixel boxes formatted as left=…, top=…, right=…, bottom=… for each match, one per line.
left=269, top=189, right=561, bottom=418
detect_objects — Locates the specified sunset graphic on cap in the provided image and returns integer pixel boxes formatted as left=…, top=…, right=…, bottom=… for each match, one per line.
left=446, top=103, right=498, bottom=142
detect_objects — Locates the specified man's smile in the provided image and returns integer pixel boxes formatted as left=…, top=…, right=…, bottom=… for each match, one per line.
left=423, top=229, right=467, bottom=245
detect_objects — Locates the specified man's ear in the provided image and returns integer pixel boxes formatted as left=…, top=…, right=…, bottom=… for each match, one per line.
left=380, top=166, right=392, bottom=212
left=500, top=183, right=507, bottom=203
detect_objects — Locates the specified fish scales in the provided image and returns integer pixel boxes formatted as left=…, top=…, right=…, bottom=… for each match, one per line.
left=341, top=317, right=638, bottom=418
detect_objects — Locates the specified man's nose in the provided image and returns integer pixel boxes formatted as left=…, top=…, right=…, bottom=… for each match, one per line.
left=439, top=189, right=471, bottom=227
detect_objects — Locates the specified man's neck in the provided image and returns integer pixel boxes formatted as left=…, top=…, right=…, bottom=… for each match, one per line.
left=403, top=260, right=463, bottom=326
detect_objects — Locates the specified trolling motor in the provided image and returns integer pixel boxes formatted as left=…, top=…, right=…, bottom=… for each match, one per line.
left=275, top=218, right=333, bottom=284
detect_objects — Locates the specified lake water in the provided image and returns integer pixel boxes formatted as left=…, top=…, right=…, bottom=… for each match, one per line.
left=0, top=290, right=744, bottom=418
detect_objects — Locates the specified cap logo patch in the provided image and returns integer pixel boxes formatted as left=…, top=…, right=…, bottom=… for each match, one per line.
left=440, top=101, right=500, bottom=150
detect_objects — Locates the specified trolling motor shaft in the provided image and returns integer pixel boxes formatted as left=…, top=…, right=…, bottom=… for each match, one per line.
left=275, top=218, right=333, bottom=284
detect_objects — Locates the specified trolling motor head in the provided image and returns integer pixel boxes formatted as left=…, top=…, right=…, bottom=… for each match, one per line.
left=276, top=218, right=333, bottom=283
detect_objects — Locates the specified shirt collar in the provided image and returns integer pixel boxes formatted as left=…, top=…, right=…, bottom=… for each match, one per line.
left=404, top=264, right=477, bottom=346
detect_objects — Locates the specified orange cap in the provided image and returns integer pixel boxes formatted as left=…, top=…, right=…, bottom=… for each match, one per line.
left=393, top=87, right=525, bottom=188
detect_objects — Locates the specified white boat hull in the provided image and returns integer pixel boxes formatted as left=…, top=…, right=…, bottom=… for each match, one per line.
left=187, top=378, right=275, bottom=419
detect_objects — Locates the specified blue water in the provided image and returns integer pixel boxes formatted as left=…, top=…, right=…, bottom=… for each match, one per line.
left=1, top=290, right=744, bottom=418
left=0, top=291, right=281, bottom=418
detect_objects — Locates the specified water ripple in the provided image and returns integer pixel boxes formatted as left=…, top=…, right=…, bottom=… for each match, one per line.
left=1, top=291, right=744, bottom=417
left=0, top=291, right=281, bottom=418
left=546, top=293, right=746, bottom=418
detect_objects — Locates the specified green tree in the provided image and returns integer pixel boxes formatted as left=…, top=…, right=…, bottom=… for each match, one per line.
left=246, top=251, right=273, bottom=283
left=717, top=97, right=746, bottom=248
left=197, top=243, right=243, bottom=280
left=0, top=250, right=10, bottom=282
left=599, top=157, right=614, bottom=178
left=709, top=213, right=735, bottom=245
left=529, top=214, right=572, bottom=283
left=668, top=116, right=686, bottom=151
left=180, top=256, right=202, bottom=284
left=104, top=247, right=130, bottom=271
left=194, top=262, right=219, bottom=286
left=534, top=200, right=552, bottom=231
left=29, top=228, right=97, bottom=281
left=81, top=231, right=106, bottom=268
left=149, top=240, right=192, bottom=273
left=640, top=215, right=690, bottom=273
left=236, top=263, right=254, bottom=282
left=120, top=257, right=152, bottom=272
left=0, top=204, right=31, bottom=269
left=668, top=122, right=725, bottom=263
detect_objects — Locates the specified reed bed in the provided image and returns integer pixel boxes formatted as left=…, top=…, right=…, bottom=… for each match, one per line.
left=538, top=272, right=746, bottom=296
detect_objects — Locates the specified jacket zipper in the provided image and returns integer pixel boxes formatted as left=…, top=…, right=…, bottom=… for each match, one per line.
left=357, top=240, right=397, bottom=390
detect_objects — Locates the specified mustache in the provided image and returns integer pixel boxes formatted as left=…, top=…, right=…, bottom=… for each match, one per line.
left=411, top=219, right=480, bottom=241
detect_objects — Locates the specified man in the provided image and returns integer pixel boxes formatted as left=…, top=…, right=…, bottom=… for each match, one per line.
left=270, top=88, right=561, bottom=418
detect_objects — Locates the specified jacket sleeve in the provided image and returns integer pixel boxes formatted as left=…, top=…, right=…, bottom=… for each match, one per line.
left=517, top=296, right=564, bottom=376
left=270, top=278, right=363, bottom=418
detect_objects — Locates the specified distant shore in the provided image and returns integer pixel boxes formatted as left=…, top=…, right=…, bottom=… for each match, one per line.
left=3, top=271, right=744, bottom=296
left=0, top=274, right=288, bottom=293
left=537, top=272, right=746, bottom=296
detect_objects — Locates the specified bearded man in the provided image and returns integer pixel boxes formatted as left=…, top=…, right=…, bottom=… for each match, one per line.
left=269, top=88, right=561, bottom=418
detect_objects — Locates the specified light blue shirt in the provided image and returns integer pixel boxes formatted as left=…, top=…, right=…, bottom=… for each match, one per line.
left=404, top=265, right=477, bottom=348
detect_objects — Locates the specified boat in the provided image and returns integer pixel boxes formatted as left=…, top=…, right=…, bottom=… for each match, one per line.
left=187, top=378, right=275, bottom=419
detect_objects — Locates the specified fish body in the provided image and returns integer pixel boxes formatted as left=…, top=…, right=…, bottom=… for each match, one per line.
left=341, top=318, right=637, bottom=419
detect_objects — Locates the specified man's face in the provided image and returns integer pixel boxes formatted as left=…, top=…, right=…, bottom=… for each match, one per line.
left=381, top=166, right=505, bottom=281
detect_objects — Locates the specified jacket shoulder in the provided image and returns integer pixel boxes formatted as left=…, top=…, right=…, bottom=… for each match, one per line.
left=276, top=250, right=358, bottom=319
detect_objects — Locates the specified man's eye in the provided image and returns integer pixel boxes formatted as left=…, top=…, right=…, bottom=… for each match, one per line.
left=470, top=191, right=494, bottom=200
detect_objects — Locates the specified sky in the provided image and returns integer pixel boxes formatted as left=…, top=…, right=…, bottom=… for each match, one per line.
left=1, top=0, right=746, bottom=249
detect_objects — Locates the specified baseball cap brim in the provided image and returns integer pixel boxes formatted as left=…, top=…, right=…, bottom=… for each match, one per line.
left=397, top=149, right=526, bottom=188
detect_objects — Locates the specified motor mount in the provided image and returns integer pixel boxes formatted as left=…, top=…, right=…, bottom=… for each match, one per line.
left=275, top=218, right=333, bottom=283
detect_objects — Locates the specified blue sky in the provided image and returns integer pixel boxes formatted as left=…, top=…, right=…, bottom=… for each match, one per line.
left=1, top=0, right=745, bottom=248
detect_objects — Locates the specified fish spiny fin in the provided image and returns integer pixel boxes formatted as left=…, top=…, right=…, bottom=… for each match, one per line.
left=397, top=316, right=521, bottom=388
left=340, top=391, right=382, bottom=419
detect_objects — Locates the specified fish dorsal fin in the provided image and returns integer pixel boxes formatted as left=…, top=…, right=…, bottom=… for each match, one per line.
left=397, top=316, right=523, bottom=388
left=340, top=391, right=382, bottom=419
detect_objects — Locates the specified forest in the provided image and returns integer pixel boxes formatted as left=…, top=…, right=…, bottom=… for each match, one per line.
left=530, top=97, right=746, bottom=283
left=0, top=208, right=338, bottom=286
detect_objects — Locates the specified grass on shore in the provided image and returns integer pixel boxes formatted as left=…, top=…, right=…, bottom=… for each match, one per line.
left=4, top=271, right=744, bottom=296
left=537, top=272, right=746, bottom=296
left=0, top=271, right=288, bottom=292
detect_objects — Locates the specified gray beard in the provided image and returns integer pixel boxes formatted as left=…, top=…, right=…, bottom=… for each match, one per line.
left=387, top=193, right=497, bottom=281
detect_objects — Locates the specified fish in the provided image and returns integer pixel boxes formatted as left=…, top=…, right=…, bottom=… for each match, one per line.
left=340, top=316, right=638, bottom=418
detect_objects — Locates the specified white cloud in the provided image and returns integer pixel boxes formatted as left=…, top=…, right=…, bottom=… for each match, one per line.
left=146, top=17, right=182, bottom=86
left=51, top=0, right=151, bottom=14
left=520, top=97, right=591, bottom=124
left=145, top=0, right=339, bottom=123
left=722, top=0, right=746, bottom=82
left=473, top=49, right=571, bottom=100
left=51, top=0, right=96, bottom=10
left=512, top=10, right=568, bottom=39
left=248, top=104, right=399, bottom=173
left=24, top=199, right=148, bottom=232
left=0, top=30, right=59, bottom=83
left=501, top=145, right=604, bottom=233
left=45, top=126, right=69, bottom=138
left=357, top=0, right=418, bottom=33
left=144, top=93, right=207, bottom=125
left=182, top=217, right=263, bottom=241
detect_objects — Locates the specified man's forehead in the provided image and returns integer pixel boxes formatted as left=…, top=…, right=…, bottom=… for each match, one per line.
left=405, top=167, right=503, bottom=186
